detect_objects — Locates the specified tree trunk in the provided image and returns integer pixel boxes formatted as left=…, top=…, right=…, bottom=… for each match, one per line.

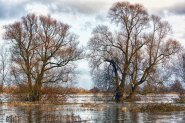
left=115, top=75, right=126, bottom=102
left=127, top=85, right=138, bottom=101
left=29, top=84, right=42, bottom=101
left=29, top=74, right=43, bottom=101
left=0, top=83, right=3, bottom=93
left=115, top=86, right=124, bottom=102
left=114, top=76, right=126, bottom=102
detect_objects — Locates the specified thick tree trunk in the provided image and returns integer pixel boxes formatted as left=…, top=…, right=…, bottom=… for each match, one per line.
left=115, top=75, right=126, bottom=102
left=0, top=83, right=3, bottom=93
left=29, top=74, right=43, bottom=101
left=114, top=76, right=126, bottom=102
left=115, top=86, right=124, bottom=102
left=127, top=85, right=138, bottom=101
left=28, top=84, right=42, bottom=101
left=114, top=67, right=128, bottom=102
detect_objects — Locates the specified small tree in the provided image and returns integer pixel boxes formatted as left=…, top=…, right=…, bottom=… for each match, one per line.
left=167, top=51, right=185, bottom=83
left=92, top=64, right=115, bottom=92
left=0, top=46, right=9, bottom=92
left=170, top=80, right=184, bottom=94
left=4, top=14, right=83, bottom=101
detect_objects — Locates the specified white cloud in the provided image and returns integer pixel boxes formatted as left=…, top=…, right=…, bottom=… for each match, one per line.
left=0, top=0, right=28, bottom=4
left=25, top=2, right=50, bottom=15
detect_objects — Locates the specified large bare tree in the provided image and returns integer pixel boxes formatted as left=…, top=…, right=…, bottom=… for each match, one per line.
left=4, top=14, right=83, bottom=101
left=88, top=2, right=180, bottom=101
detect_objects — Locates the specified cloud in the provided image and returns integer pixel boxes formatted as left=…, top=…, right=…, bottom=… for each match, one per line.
left=0, top=0, right=115, bottom=20
left=47, top=0, right=112, bottom=15
left=25, top=2, right=50, bottom=15
left=80, top=21, right=92, bottom=31
left=0, top=0, right=26, bottom=19
left=95, top=14, right=107, bottom=22
left=167, top=2, right=185, bottom=15
left=148, top=1, right=185, bottom=15
left=1, top=0, right=185, bottom=21
left=76, top=1, right=109, bottom=14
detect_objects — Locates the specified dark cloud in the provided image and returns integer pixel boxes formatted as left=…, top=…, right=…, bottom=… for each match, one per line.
left=0, top=0, right=111, bottom=20
left=47, top=0, right=110, bottom=16
left=0, top=0, right=112, bottom=21
left=0, top=1, right=26, bottom=19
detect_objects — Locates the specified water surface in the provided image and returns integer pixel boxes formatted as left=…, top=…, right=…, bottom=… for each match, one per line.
left=0, top=103, right=185, bottom=123
left=0, top=94, right=184, bottom=123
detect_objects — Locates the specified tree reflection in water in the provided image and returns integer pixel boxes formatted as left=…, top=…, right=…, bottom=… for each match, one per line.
left=1, top=104, right=185, bottom=123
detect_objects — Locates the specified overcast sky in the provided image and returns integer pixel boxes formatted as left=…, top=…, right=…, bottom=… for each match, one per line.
left=0, top=0, right=185, bottom=89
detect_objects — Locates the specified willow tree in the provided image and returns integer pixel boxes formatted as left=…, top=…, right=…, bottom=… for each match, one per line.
left=88, top=2, right=180, bottom=101
left=4, top=14, right=83, bottom=101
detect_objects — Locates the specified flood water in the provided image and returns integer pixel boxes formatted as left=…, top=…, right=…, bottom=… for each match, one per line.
left=0, top=103, right=185, bottom=123
left=0, top=94, right=185, bottom=123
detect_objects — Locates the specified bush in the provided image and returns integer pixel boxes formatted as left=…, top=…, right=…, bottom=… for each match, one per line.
left=89, top=87, right=100, bottom=93
left=142, top=84, right=157, bottom=94
left=170, top=80, right=184, bottom=94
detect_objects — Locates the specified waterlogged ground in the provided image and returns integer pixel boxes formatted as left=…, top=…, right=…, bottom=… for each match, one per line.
left=0, top=94, right=185, bottom=123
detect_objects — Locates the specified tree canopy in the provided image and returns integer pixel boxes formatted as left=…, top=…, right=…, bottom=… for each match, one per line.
left=88, top=2, right=181, bottom=101
left=4, top=14, right=83, bottom=101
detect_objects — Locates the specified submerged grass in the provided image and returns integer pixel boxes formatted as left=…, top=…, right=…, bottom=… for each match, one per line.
left=133, top=103, right=185, bottom=112
left=175, top=95, right=185, bottom=103
left=5, top=101, right=65, bottom=107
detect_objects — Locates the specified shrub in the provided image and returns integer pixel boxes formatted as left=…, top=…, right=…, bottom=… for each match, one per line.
left=170, top=80, right=184, bottom=94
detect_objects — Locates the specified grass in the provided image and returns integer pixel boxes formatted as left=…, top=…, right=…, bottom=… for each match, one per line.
left=130, top=103, right=185, bottom=112
left=175, top=95, right=185, bottom=103
left=6, top=101, right=48, bottom=107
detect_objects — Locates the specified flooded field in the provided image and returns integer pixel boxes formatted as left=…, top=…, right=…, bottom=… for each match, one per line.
left=0, top=103, right=185, bottom=123
left=0, top=94, right=185, bottom=123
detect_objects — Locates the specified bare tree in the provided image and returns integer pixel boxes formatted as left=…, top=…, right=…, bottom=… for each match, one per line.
left=170, top=80, right=184, bottom=94
left=4, top=14, right=83, bottom=101
left=92, top=64, right=115, bottom=92
left=88, top=2, right=180, bottom=101
left=126, top=15, right=180, bottom=99
left=167, top=50, right=185, bottom=82
left=0, top=46, right=9, bottom=92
